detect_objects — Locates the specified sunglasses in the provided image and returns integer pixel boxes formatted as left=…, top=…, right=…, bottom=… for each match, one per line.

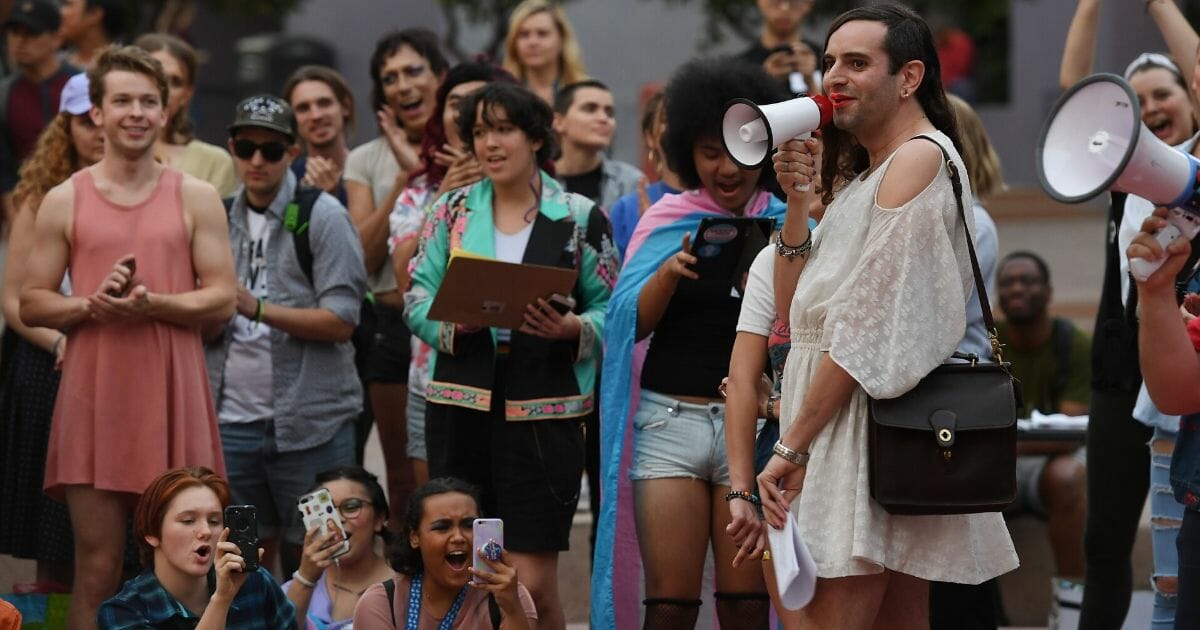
left=232, top=139, right=288, bottom=162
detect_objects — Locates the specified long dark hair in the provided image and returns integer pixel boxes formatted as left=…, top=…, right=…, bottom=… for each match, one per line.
left=819, top=4, right=962, bottom=206
left=390, top=478, right=483, bottom=576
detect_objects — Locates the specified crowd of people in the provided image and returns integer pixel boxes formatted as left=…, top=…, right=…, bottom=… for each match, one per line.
left=3, top=0, right=1200, bottom=628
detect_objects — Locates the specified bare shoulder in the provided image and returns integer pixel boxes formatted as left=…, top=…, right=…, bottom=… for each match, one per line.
left=37, top=179, right=77, bottom=225
left=180, top=172, right=226, bottom=220
left=877, top=138, right=944, bottom=210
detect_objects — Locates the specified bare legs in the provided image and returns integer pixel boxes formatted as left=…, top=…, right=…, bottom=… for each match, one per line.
left=64, top=486, right=136, bottom=630
left=370, top=381, right=415, bottom=528
left=635, top=478, right=768, bottom=629
left=509, top=550, right=565, bottom=629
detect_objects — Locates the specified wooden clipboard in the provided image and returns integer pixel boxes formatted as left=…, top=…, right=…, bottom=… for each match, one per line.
left=428, top=252, right=578, bottom=329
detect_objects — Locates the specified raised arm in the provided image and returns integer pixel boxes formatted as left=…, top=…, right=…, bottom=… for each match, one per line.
left=1060, top=0, right=1102, bottom=89
left=1131, top=208, right=1200, bottom=413
left=771, top=138, right=819, bottom=322
left=1147, top=0, right=1200, bottom=113
left=143, top=178, right=237, bottom=327
left=20, top=183, right=92, bottom=330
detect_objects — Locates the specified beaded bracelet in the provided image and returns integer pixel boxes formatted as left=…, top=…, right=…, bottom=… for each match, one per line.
left=775, top=230, right=812, bottom=259
left=291, top=570, right=316, bottom=589
left=724, top=489, right=761, bottom=507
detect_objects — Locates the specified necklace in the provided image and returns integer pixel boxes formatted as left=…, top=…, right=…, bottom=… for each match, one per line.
left=407, top=573, right=468, bottom=630
left=330, top=580, right=368, bottom=596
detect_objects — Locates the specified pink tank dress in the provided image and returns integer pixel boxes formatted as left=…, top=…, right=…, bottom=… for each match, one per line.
left=44, top=167, right=225, bottom=499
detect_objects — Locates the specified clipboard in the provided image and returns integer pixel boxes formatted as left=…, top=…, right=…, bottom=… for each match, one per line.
left=690, top=216, right=775, bottom=287
left=428, top=251, right=578, bottom=329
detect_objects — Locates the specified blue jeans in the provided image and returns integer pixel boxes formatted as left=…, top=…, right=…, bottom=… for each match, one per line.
left=219, top=419, right=355, bottom=545
left=1151, top=427, right=1185, bottom=629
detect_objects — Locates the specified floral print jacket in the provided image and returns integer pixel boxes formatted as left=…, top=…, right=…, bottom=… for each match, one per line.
left=404, top=172, right=619, bottom=421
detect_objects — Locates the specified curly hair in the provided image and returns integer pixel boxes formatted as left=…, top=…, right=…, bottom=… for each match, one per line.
left=134, top=33, right=198, bottom=144
left=819, top=4, right=962, bottom=206
left=661, top=56, right=787, bottom=191
left=502, top=0, right=589, bottom=87
left=457, top=82, right=559, bottom=170
left=11, top=113, right=87, bottom=213
left=390, top=478, right=483, bottom=576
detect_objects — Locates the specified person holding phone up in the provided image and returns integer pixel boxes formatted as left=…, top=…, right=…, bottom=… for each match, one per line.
left=354, top=478, right=537, bottom=627
left=593, top=56, right=788, bottom=630
left=98, top=467, right=296, bottom=629
left=283, top=466, right=395, bottom=629
left=404, top=81, right=616, bottom=629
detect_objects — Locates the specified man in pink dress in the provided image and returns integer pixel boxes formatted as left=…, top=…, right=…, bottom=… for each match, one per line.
left=19, top=45, right=236, bottom=629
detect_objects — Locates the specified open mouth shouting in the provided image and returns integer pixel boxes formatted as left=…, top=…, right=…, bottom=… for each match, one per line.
left=193, top=544, right=212, bottom=564
left=1145, top=116, right=1176, bottom=142
left=445, top=549, right=469, bottom=571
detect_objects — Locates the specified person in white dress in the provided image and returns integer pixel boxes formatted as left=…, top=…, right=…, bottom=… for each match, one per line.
left=756, top=6, right=1018, bottom=628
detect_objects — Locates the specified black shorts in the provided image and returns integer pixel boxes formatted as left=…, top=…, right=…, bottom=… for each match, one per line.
left=364, top=302, right=411, bottom=384
left=425, top=363, right=584, bottom=553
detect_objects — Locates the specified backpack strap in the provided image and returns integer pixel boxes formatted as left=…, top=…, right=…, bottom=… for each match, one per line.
left=488, top=593, right=502, bottom=628
left=287, top=186, right=322, bottom=287
left=383, top=577, right=397, bottom=627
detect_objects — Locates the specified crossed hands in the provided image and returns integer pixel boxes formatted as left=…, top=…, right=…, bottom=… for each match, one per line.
left=87, top=254, right=150, bottom=323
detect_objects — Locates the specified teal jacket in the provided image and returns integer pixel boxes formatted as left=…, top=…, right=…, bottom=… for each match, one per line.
left=404, top=172, right=619, bottom=421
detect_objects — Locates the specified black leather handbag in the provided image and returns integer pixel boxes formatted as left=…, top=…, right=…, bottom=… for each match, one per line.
left=867, top=140, right=1018, bottom=516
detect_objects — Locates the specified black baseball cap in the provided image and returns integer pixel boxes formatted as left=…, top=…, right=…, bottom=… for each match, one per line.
left=228, top=95, right=296, bottom=141
left=5, top=0, right=61, bottom=34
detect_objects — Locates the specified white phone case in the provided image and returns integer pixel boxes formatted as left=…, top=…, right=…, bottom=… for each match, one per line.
left=298, top=488, right=351, bottom=559
left=472, top=518, right=504, bottom=581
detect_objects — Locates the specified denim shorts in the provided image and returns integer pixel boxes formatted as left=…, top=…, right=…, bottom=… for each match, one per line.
left=630, top=389, right=761, bottom=485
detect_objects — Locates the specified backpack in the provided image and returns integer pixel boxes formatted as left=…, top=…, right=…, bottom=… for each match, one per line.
left=223, top=186, right=323, bottom=285
left=382, top=577, right=502, bottom=629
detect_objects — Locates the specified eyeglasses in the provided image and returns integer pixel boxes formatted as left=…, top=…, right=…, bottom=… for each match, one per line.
left=334, top=498, right=373, bottom=519
left=232, top=139, right=287, bottom=162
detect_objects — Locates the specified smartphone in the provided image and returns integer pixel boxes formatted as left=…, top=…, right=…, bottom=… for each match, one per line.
left=106, top=256, right=137, bottom=297
left=298, top=488, right=351, bottom=559
left=472, top=518, right=504, bottom=583
left=547, top=293, right=575, bottom=316
left=224, top=505, right=260, bottom=572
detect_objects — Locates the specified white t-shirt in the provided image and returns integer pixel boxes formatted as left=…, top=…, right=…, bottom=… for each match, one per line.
left=219, top=210, right=275, bottom=424
left=494, top=222, right=535, bottom=343
left=735, top=244, right=776, bottom=337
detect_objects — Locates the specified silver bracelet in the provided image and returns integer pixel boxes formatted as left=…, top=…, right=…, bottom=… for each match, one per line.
left=291, top=571, right=316, bottom=589
left=773, top=440, right=810, bottom=466
left=775, top=230, right=812, bottom=259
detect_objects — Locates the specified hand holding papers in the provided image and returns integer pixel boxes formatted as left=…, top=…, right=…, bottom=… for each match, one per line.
left=767, top=510, right=817, bottom=611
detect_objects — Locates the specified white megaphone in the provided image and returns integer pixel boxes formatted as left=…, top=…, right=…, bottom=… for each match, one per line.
left=722, top=94, right=833, bottom=189
left=1037, top=73, right=1200, bottom=281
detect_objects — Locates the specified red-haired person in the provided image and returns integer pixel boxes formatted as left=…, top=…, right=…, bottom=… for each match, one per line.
left=98, top=467, right=297, bottom=629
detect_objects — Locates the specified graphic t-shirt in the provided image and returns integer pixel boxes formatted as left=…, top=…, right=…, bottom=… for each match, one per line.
left=219, top=208, right=275, bottom=423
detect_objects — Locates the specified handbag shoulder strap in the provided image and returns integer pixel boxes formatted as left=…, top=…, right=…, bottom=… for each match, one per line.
left=910, top=135, right=1002, bottom=361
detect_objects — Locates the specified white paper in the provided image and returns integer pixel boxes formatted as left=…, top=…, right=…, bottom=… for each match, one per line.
left=767, top=511, right=818, bottom=610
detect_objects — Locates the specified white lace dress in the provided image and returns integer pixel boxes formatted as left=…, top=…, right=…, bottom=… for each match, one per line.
left=780, top=131, right=1019, bottom=584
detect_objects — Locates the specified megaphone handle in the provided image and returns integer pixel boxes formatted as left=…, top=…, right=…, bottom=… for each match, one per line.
left=1129, top=219, right=1189, bottom=282
left=792, top=131, right=813, bottom=193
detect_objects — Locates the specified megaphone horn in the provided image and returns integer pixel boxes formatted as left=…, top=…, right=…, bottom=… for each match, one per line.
left=1036, top=73, right=1200, bottom=280
left=722, top=94, right=833, bottom=173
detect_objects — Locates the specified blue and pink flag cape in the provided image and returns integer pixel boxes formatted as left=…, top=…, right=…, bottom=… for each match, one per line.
left=592, top=187, right=787, bottom=629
